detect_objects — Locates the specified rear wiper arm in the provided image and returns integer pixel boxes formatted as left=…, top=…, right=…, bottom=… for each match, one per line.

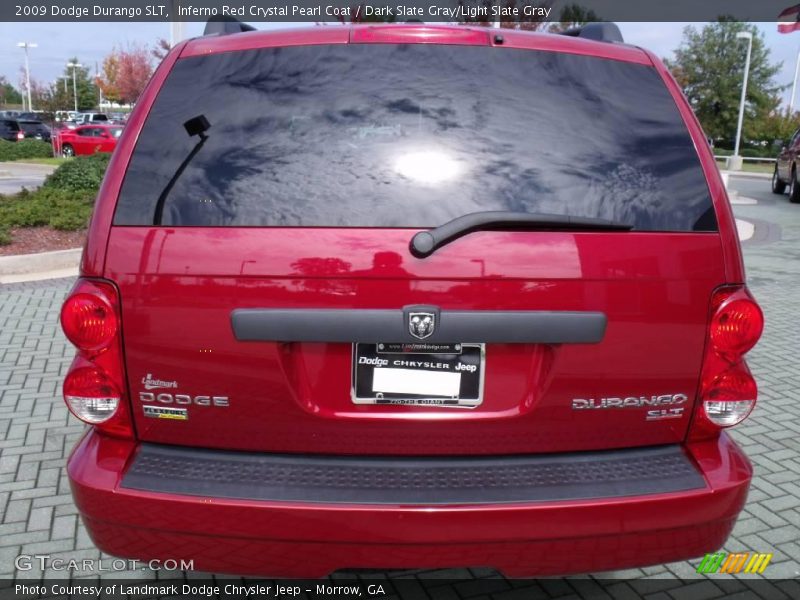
left=409, top=211, right=633, bottom=258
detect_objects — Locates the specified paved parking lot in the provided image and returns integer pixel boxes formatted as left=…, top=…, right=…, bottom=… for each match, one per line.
left=0, top=174, right=799, bottom=597
left=0, top=162, right=54, bottom=196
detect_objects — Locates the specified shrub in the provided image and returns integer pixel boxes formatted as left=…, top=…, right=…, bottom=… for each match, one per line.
left=43, top=153, right=111, bottom=193
left=0, top=152, right=108, bottom=245
left=0, top=139, right=54, bottom=161
left=0, top=187, right=96, bottom=245
left=740, top=147, right=775, bottom=158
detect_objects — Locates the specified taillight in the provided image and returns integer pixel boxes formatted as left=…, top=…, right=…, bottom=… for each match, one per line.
left=710, top=297, right=763, bottom=357
left=60, top=292, right=117, bottom=352
left=690, top=286, right=763, bottom=440
left=64, top=365, right=121, bottom=423
left=60, top=279, right=133, bottom=439
left=16, top=131, right=24, bottom=140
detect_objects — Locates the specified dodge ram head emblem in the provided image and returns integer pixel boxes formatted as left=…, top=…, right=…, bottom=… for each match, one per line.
left=409, top=312, right=435, bottom=339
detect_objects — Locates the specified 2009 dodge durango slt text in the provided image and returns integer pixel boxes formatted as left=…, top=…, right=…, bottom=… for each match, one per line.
left=60, top=22, right=764, bottom=577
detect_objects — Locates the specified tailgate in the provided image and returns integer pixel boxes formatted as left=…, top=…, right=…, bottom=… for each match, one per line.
left=107, top=227, right=724, bottom=455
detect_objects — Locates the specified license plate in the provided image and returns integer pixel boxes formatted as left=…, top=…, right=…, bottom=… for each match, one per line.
left=352, top=343, right=485, bottom=408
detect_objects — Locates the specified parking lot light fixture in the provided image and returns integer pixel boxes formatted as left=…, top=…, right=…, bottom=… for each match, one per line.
left=732, top=31, right=753, bottom=170
left=67, top=61, right=83, bottom=112
left=17, top=42, right=38, bottom=112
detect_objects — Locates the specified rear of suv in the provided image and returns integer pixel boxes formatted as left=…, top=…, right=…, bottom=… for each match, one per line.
left=62, top=23, right=763, bottom=577
left=0, top=119, right=24, bottom=142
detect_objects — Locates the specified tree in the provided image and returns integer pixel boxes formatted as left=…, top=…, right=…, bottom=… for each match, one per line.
left=98, top=52, right=121, bottom=104
left=547, top=3, right=600, bottom=32
left=62, top=58, right=98, bottom=111
left=98, top=45, right=153, bottom=106
left=46, top=77, right=75, bottom=113
left=0, top=76, right=23, bottom=107
left=29, top=78, right=51, bottom=111
left=754, top=106, right=800, bottom=146
left=34, top=82, right=68, bottom=118
left=152, top=38, right=171, bottom=62
left=665, top=19, right=784, bottom=145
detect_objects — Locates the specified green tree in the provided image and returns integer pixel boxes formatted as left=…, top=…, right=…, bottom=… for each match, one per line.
left=46, top=77, right=75, bottom=113
left=547, top=3, right=600, bottom=32
left=665, top=19, right=784, bottom=145
left=0, top=76, right=23, bottom=107
left=61, top=58, right=98, bottom=111
left=754, top=107, right=800, bottom=146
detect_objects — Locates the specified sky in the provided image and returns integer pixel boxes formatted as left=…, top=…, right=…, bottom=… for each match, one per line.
left=2, top=21, right=800, bottom=107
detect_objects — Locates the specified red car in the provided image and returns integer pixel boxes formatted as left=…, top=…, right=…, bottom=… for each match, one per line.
left=57, top=123, right=122, bottom=157
left=61, top=22, right=762, bottom=578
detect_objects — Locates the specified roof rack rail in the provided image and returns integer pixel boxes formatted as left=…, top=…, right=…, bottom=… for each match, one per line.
left=203, top=15, right=256, bottom=36
left=560, top=22, right=623, bottom=44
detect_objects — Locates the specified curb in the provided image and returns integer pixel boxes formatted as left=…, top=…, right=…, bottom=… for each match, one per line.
left=721, top=170, right=771, bottom=180
left=0, top=247, right=81, bottom=283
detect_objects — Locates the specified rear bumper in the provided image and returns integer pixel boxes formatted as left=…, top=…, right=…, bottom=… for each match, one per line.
left=68, top=431, right=751, bottom=577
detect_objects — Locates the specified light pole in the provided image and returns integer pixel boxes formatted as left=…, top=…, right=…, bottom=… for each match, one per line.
left=67, top=61, right=83, bottom=112
left=732, top=31, right=753, bottom=170
left=17, top=42, right=37, bottom=112
left=790, top=46, right=800, bottom=113
left=169, top=0, right=185, bottom=46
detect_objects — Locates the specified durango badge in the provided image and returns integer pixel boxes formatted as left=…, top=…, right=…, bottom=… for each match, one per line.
left=408, top=312, right=435, bottom=340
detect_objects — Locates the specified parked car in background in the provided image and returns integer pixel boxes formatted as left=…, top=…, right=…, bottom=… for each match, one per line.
left=108, top=112, right=129, bottom=124
left=17, top=119, right=51, bottom=142
left=772, top=129, right=800, bottom=203
left=16, top=111, right=45, bottom=121
left=61, top=119, right=82, bottom=130
left=57, top=124, right=122, bottom=156
left=0, top=119, right=24, bottom=142
left=55, top=110, right=80, bottom=124
left=76, top=112, right=110, bottom=125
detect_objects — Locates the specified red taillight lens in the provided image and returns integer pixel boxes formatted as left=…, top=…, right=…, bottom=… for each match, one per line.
left=60, top=279, right=133, bottom=439
left=60, top=292, right=118, bottom=352
left=710, top=297, right=763, bottom=358
left=16, top=131, right=24, bottom=140
left=690, top=286, right=763, bottom=441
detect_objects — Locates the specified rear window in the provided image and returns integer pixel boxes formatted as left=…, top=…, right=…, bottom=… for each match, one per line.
left=114, top=44, right=715, bottom=231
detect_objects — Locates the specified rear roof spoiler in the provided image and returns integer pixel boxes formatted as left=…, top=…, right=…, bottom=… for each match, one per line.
left=203, top=15, right=256, bottom=36
left=560, top=23, right=624, bottom=44
left=201, top=18, right=623, bottom=44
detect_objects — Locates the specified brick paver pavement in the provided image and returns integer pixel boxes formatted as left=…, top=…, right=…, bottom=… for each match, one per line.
left=1, top=176, right=798, bottom=598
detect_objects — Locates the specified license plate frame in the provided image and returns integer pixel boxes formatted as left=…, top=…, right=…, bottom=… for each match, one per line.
left=351, top=343, right=485, bottom=408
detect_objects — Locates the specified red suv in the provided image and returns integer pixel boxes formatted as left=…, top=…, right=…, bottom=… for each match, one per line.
left=61, top=22, right=763, bottom=578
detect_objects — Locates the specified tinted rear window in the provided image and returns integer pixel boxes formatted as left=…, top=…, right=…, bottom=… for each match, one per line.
left=114, top=44, right=714, bottom=231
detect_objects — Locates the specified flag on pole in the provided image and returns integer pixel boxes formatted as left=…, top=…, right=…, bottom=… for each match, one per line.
left=779, top=4, right=800, bottom=33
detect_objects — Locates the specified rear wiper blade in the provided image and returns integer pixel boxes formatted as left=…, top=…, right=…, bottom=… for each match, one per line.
left=409, top=211, right=633, bottom=258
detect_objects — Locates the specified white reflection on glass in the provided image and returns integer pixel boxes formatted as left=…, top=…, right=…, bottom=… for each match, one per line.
left=394, top=150, right=461, bottom=185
